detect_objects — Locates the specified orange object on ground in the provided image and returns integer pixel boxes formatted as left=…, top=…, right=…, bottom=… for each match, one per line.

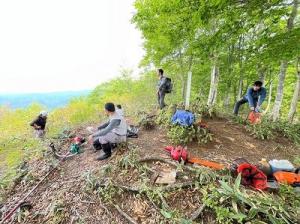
left=248, top=111, right=261, bottom=124
left=188, top=157, right=225, bottom=170
left=274, top=171, right=300, bottom=185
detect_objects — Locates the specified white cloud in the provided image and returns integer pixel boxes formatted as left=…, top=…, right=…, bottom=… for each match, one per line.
left=0, top=0, right=144, bottom=93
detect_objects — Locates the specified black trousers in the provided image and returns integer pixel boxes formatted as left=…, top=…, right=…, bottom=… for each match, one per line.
left=93, top=139, right=102, bottom=150
left=157, top=91, right=166, bottom=109
left=234, top=98, right=258, bottom=115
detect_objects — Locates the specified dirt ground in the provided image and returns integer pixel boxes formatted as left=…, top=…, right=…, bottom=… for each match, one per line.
left=1, top=117, right=299, bottom=223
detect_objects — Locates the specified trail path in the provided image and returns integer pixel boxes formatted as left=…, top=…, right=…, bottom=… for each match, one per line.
left=1, top=117, right=298, bottom=223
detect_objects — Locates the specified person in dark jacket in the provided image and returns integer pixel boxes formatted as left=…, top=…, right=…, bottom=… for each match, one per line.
left=89, top=102, right=127, bottom=161
left=30, top=111, right=48, bottom=138
left=234, top=81, right=267, bottom=115
left=157, top=68, right=167, bottom=109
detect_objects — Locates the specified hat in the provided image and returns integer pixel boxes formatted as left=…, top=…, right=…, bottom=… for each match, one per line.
left=40, top=111, right=48, bottom=117
left=104, top=103, right=115, bottom=112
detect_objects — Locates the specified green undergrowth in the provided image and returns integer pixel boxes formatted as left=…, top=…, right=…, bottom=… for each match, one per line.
left=155, top=103, right=214, bottom=145
left=83, top=145, right=300, bottom=224
left=233, top=114, right=300, bottom=144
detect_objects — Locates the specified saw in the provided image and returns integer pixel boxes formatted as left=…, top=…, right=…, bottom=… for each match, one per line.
left=164, top=146, right=225, bottom=170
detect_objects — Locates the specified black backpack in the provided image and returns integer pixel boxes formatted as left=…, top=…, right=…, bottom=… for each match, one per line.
left=164, top=77, right=173, bottom=93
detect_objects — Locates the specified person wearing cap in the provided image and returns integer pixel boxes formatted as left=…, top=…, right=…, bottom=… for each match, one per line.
left=30, top=111, right=48, bottom=138
left=89, top=102, right=127, bottom=160
left=233, top=81, right=267, bottom=115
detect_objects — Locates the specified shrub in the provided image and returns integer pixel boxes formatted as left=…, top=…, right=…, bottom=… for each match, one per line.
left=167, top=124, right=213, bottom=145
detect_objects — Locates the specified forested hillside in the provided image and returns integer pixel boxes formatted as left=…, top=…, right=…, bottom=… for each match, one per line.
left=0, top=0, right=300, bottom=223
left=133, top=0, right=300, bottom=122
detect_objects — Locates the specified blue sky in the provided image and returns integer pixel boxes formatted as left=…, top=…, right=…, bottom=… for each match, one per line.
left=0, top=0, right=144, bottom=93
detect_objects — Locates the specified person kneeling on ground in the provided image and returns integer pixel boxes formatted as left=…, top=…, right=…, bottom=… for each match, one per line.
left=233, top=81, right=266, bottom=115
left=89, top=102, right=127, bottom=161
left=30, top=111, right=48, bottom=138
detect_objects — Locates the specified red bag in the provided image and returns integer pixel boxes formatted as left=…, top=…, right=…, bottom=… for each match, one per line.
left=237, top=163, right=267, bottom=190
left=165, top=146, right=188, bottom=162
left=248, top=111, right=261, bottom=124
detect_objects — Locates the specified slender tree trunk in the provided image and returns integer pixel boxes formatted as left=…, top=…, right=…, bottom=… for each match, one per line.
left=224, top=45, right=234, bottom=109
left=288, top=58, right=300, bottom=122
left=237, top=77, right=243, bottom=100
left=264, top=81, right=273, bottom=114
left=258, top=65, right=267, bottom=84
left=207, top=61, right=219, bottom=107
left=271, top=0, right=298, bottom=121
left=181, top=75, right=186, bottom=100
left=272, top=61, right=288, bottom=121
left=237, top=35, right=244, bottom=100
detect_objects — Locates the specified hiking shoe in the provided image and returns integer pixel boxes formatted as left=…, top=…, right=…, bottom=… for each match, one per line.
left=96, top=153, right=111, bottom=161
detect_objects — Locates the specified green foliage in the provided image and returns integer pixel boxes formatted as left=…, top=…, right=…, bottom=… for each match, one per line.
left=202, top=175, right=300, bottom=224
left=273, top=120, right=300, bottom=144
left=118, top=149, right=138, bottom=170
left=97, top=180, right=123, bottom=203
left=245, top=120, right=274, bottom=140
left=244, top=117, right=300, bottom=143
left=167, top=124, right=213, bottom=145
left=138, top=112, right=156, bottom=130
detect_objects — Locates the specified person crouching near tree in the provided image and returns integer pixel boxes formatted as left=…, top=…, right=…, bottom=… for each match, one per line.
left=30, top=111, right=48, bottom=138
left=233, top=81, right=266, bottom=115
left=89, top=102, right=127, bottom=160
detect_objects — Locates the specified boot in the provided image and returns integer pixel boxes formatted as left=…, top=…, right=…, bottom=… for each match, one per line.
left=96, top=143, right=111, bottom=161
left=93, top=139, right=102, bottom=151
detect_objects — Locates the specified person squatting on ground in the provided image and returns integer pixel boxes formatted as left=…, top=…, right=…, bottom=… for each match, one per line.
left=157, top=68, right=167, bottom=109
left=89, top=102, right=127, bottom=161
left=233, top=81, right=267, bottom=115
left=30, top=111, right=48, bottom=138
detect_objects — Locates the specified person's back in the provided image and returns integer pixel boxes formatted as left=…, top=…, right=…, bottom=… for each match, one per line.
left=30, top=111, right=48, bottom=138
left=30, top=115, right=47, bottom=130
left=116, top=104, right=124, bottom=117
left=109, top=112, right=127, bottom=136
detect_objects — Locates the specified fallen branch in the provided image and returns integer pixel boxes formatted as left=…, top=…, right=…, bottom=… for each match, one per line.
left=99, top=203, right=113, bottom=220
left=96, top=182, right=140, bottom=193
left=114, top=205, right=138, bottom=224
left=163, top=181, right=195, bottom=191
left=190, top=204, right=206, bottom=221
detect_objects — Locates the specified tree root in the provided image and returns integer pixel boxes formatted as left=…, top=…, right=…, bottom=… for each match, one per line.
left=190, top=204, right=206, bottom=221
left=114, top=205, right=138, bottom=224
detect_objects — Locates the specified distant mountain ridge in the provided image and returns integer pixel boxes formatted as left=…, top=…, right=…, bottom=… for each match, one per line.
left=0, top=90, right=91, bottom=109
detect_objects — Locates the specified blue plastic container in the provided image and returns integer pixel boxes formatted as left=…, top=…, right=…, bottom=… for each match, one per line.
left=269, top=160, right=294, bottom=173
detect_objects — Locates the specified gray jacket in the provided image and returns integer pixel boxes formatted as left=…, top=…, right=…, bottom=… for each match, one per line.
left=92, top=113, right=127, bottom=137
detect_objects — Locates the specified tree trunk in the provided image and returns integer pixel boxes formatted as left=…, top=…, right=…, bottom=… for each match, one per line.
left=271, top=0, right=298, bottom=121
left=237, top=35, right=244, bottom=100
left=263, top=80, right=273, bottom=114
left=258, top=65, right=267, bottom=84
left=237, top=77, right=243, bottom=100
left=207, top=62, right=219, bottom=107
left=272, top=61, right=288, bottom=121
left=288, top=58, right=300, bottom=122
